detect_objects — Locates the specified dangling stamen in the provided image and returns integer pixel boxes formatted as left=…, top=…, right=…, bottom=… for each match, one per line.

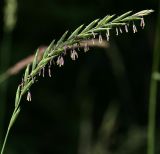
left=125, top=24, right=128, bottom=33
left=106, top=34, right=109, bottom=41
left=107, top=29, right=110, bottom=36
left=116, top=27, right=119, bottom=36
left=38, top=69, right=41, bottom=76
left=87, top=45, right=90, bottom=51
left=92, top=38, right=95, bottom=45
left=99, top=34, right=103, bottom=44
left=49, top=59, right=52, bottom=66
left=56, top=56, right=60, bottom=66
left=92, top=31, right=96, bottom=38
left=70, top=50, right=78, bottom=60
left=119, top=27, right=123, bottom=33
left=76, top=43, right=80, bottom=51
left=57, top=56, right=64, bottom=67
left=140, top=17, right=145, bottom=29
left=133, top=23, right=137, bottom=33
left=60, top=56, right=64, bottom=66
left=42, top=67, right=45, bottom=77
left=84, top=43, right=89, bottom=52
left=27, top=91, right=32, bottom=102
left=106, top=29, right=110, bottom=41
left=64, top=45, right=67, bottom=55
left=48, top=66, right=51, bottom=77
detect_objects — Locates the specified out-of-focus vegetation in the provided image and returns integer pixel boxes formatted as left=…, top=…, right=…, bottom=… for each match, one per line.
left=0, top=0, right=159, bottom=154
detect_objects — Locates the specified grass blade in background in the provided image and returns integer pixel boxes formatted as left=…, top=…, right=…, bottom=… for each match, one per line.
left=0, top=0, right=17, bottom=144
left=148, top=6, right=160, bottom=154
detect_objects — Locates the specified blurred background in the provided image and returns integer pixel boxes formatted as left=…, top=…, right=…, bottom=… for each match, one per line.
left=0, top=0, right=159, bottom=154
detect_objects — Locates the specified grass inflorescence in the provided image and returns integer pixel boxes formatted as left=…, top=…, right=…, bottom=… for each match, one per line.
left=0, top=9, right=153, bottom=154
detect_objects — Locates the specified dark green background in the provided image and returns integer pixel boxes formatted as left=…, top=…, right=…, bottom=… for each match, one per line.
left=0, top=0, right=159, bottom=154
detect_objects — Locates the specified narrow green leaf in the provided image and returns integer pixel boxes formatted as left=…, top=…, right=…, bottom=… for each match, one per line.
left=15, top=85, right=21, bottom=107
left=112, top=11, right=132, bottom=22
left=56, top=31, right=68, bottom=47
left=81, top=19, right=99, bottom=33
left=32, top=49, right=39, bottom=71
left=68, top=24, right=84, bottom=40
